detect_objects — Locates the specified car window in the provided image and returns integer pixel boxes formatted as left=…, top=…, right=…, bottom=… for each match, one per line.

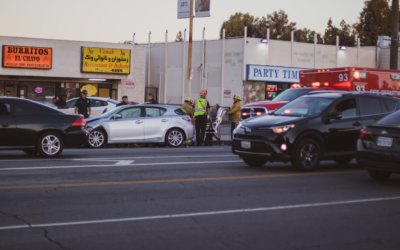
left=118, top=107, right=142, bottom=119
left=66, top=99, right=77, bottom=108
left=0, top=102, right=10, bottom=115
left=377, top=110, right=400, bottom=125
left=273, top=88, right=311, bottom=102
left=358, top=96, right=385, bottom=116
left=11, top=100, right=60, bottom=115
left=383, top=99, right=400, bottom=112
left=175, top=108, right=186, bottom=115
left=331, top=98, right=356, bottom=118
left=90, top=99, right=108, bottom=107
left=145, top=107, right=166, bottom=117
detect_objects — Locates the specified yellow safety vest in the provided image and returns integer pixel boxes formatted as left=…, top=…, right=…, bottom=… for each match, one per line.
left=194, top=98, right=208, bottom=117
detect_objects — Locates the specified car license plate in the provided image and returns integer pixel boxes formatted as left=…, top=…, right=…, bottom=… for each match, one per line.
left=241, top=141, right=251, bottom=149
left=377, top=136, right=393, bottom=147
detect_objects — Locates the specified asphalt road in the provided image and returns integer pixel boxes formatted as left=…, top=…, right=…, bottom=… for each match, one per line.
left=0, top=146, right=399, bottom=250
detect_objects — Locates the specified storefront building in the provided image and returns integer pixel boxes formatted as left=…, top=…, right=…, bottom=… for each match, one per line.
left=0, top=36, right=146, bottom=103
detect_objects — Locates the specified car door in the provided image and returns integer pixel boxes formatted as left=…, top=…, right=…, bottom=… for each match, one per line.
left=105, top=106, right=144, bottom=143
left=323, top=97, right=360, bottom=152
left=142, top=107, right=168, bottom=141
left=0, top=101, right=16, bottom=147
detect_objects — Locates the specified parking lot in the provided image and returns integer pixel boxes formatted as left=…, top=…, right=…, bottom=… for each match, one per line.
left=1, top=146, right=400, bottom=250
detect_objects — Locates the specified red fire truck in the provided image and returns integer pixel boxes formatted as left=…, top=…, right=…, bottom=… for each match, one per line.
left=298, top=67, right=400, bottom=98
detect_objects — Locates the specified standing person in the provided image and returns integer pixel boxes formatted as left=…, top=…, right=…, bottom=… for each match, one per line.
left=117, top=95, right=130, bottom=107
left=74, top=90, right=91, bottom=119
left=55, top=95, right=66, bottom=108
left=227, top=94, right=241, bottom=138
left=146, top=93, right=158, bottom=104
left=194, top=89, right=210, bottom=146
left=181, top=97, right=194, bottom=118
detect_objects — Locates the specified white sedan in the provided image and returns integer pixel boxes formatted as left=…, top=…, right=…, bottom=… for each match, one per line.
left=62, top=97, right=119, bottom=118
left=86, top=104, right=194, bottom=148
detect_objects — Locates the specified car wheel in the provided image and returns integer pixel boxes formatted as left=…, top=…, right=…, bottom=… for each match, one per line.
left=22, top=149, right=37, bottom=156
left=334, top=156, right=353, bottom=165
left=166, top=128, right=185, bottom=147
left=368, top=170, right=392, bottom=181
left=37, top=132, right=63, bottom=157
left=88, top=129, right=107, bottom=148
left=292, top=138, right=321, bottom=171
left=242, top=156, right=267, bottom=167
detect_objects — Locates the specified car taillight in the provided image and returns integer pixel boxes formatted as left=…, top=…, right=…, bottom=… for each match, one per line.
left=256, top=112, right=263, bottom=116
left=71, top=116, right=86, bottom=127
left=359, top=129, right=372, bottom=139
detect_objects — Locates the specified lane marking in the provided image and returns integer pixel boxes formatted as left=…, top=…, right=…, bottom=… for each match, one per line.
left=1, top=195, right=399, bottom=231
left=0, top=160, right=242, bottom=171
left=115, top=160, right=135, bottom=166
left=0, top=154, right=235, bottom=163
left=0, top=170, right=360, bottom=190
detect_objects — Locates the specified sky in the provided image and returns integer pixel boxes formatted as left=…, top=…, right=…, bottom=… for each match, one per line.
left=0, top=0, right=367, bottom=43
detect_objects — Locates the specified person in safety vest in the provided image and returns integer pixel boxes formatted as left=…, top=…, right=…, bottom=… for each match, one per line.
left=194, top=89, right=210, bottom=146
left=227, top=94, right=241, bottom=138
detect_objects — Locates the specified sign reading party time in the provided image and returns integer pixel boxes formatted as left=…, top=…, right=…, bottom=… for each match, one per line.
left=81, top=47, right=131, bottom=74
left=247, top=65, right=302, bottom=83
left=2, top=45, right=52, bottom=69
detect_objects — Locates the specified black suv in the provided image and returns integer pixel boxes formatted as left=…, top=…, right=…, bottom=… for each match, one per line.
left=232, top=92, right=400, bottom=171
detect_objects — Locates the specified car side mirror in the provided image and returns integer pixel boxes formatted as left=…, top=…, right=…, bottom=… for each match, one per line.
left=326, top=112, right=342, bottom=121
left=112, top=114, right=122, bottom=120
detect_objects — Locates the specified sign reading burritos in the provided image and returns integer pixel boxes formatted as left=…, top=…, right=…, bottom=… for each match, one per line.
left=81, top=47, right=131, bottom=74
left=2, top=45, right=52, bottom=69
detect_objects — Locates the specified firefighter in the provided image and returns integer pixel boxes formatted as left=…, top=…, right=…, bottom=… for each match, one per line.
left=194, top=89, right=210, bottom=146
left=227, top=94, right=241, bottom=138
left=181, top=97, right=194, bottom=118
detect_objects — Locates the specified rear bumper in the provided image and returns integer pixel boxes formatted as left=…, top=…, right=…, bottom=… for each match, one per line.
left=357, top=150, right=400, bottom=173
left=64, top=128, right=88, bottom=147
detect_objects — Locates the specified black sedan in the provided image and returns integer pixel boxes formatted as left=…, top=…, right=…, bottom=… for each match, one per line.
left=357, top=110, right=400, bottom=180
left=0, top=97, right=87, bottom=157
left=232, top=92, right=400, bottom=171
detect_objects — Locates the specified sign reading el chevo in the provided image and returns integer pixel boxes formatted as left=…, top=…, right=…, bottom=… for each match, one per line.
left=2, top=45, right=52, bottom=69
left=81, top=47, right=131, bottom=74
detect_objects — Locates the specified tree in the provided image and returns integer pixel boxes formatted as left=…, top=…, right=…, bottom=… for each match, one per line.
left=294, top=28, right=323, bottom=43
left=354, top=0, right=391, bottom=46
left=175, top=31, right=184, bottom=42
left=220, top=12, right=255, bottom=38
left=323, top=18, right=340, bottom=45
left=254, top=10, right=296, bottom=41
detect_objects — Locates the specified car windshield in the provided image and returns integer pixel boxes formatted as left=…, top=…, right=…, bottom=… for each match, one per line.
left=272, top=88, right=312, bottom=102
left=273, top=96, right=334, bottom=117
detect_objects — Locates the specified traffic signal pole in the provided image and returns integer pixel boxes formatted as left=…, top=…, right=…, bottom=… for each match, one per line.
left=390, top=0, right=399, bottom=69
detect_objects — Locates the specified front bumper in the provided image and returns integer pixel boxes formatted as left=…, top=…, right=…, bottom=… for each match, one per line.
left=232, top=136, right=292, bottom=161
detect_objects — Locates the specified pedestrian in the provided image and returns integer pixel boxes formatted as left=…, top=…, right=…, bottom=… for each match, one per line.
left=146, top=93, right=158, bottom=104
left=194, top=89, right=210, bottom=146
left=55, top=95, right=66, bottom=108
left=181, top=97, right=194, bottom=118
left=74, top=90, right=91, bottom=119
left=117, top=95, right=130, bottom=107
left=227, top=94, right=241, bottom=138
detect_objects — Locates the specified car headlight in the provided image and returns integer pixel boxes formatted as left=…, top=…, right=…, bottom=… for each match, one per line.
left=271, top=124, right=295, bottom=134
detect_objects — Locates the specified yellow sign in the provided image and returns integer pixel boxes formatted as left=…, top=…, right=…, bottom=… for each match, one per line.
left=81, top=47, right=131, bottom=74
left=81, top=84, right=97, bottom=96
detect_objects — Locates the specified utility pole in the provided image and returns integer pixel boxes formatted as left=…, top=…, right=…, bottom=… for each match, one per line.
left=187, top=0, right=194, bottom=96
left=390, top=0, right=399, bottom=69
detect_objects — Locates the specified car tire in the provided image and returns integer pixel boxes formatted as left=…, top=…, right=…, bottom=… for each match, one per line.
left=88, top=129, right=107, bottom=148
left=367, top=170, right=392, bottom=181
left=37, top=132, right=63, bottom=158
left=334, top=156, right=353, bottom=165
left=292, top=138, right=321, bottom=171
left=165, top=128, right=185, bottom=147
left=242, top=156, right=267, bottom=167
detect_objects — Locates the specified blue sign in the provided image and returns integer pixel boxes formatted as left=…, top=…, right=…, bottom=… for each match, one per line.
left=247, top=65, right=303, bottom=83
